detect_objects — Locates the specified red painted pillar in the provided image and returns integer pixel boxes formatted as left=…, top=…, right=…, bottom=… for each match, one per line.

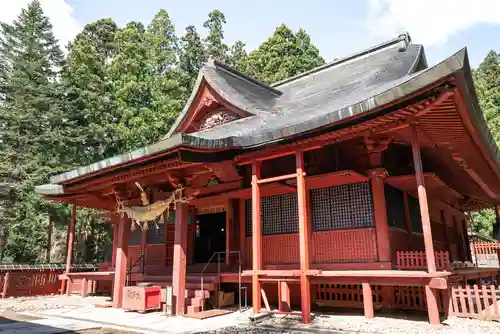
left=411, top=124, right=440, bottom=325
left=403, top=192, right=414, bottom=249
left=112, top=215, right=130, bottom=308
left=362, top=283, right=374, bottom=319
left=425, top=285, right=441, bottom=325
left=225, top=198, right=232, bottom=266
left=64, top=204, right=77, bottom=296
left=278, top=281, right=291, bottom=312
left=369, top=168, right=391, bottom=263
left=111, top=222, right=119, bottom=267
left=252, top=161, right=262, bottom=314
left=172, top=202, right=188, bottom=316
left=410, top=124, right=436, bottom=273
left=296, top=151, right=311, bottom=323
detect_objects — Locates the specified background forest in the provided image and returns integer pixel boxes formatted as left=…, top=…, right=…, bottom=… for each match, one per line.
left=0, top=1, right=498, bottom=264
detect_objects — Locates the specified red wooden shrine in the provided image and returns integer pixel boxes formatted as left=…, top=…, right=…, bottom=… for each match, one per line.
left=36, top=33, right=500, bottom=324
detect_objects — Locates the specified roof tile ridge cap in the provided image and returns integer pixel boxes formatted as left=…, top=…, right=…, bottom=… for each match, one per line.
left=272, top=31, right=412, bottom=88
left=210, top=57, right=282, bottom=96
left=406, top=44, right=426, bottom=75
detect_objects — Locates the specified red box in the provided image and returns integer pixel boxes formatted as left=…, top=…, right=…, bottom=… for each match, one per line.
left=122, top=286, right=161, bottom=312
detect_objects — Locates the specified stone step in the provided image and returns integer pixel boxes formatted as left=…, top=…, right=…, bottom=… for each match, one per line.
left=136, top=281, right=216, bottom=291
left=194, top=289, right=210, bottom=299
left=186, top=305, right=201, bottom=314
left=185, top=297, right=204, bottom=307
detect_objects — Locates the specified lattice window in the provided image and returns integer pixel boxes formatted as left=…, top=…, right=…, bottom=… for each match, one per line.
left=408, top=195, right=423, bottom=233
left=245, top=193, right=299, bottom=237
left=384, top=184, right=406, bottom=229
left=128, top=227, right=142, bottom=246
left=311, top=182, right=374, bottom=232
left=147, top=222, right=165, bottom=244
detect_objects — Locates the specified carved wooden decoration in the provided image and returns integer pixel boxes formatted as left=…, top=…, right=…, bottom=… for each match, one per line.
left=199, top=110, right=238, bottom=131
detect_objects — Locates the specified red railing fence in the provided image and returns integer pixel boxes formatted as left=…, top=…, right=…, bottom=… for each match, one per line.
left=474, top=242, right=500, bottom=255
left=449, top=284, right=500, bottom=320
left=396, top=251, right=451, bottom=271
left=0, top=264, right=100, bottom=298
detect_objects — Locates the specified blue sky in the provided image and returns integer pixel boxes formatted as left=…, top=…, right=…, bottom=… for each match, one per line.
left=2, top=1, right=500, bottom=67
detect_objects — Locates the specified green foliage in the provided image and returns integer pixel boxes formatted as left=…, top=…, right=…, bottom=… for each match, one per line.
left=0, top=0, right=71, bottom=262
left=471, top=51, right=500, bottom=238
left=242, top=24, right=325, bottom=83
left=179, top=25, right=206, bottom=90
left=203, top=10, right=229, bottom=62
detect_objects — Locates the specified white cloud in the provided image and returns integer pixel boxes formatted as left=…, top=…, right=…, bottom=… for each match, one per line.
left=367, top=0, right=500, bottom=46
left=0, top=0, right=81, bottom=50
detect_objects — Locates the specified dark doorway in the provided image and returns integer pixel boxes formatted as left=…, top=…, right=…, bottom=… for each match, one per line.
left=194, top=212, right=226, bottom=263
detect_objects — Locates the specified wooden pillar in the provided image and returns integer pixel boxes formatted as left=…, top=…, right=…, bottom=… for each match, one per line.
left=111, top=221, right=119, bottom=267
left=441, top=210, right=452, bottom=257
left=369, top=168, right=391, bottom=262
left=112, top=215, right=130, bottom=308
left=362, top=283, right=374, bottom=319
left=172, top=202, right=188, bottom=316
left=239, top=199, right=246, bottom=268
left=278, top=281, right=291, bottom=312
left=425, top=285, right=441, bottom=325
left=65, top=204, right=77, bottom=296
left=296, top=151, right=311, bottom=323
left=251, top=161, right=262, bottom=314
left=403, top=192, right=414, bottom=249
left=410, top=124, right=436, bottom=273
left=226, top=198, right=232, bottom=266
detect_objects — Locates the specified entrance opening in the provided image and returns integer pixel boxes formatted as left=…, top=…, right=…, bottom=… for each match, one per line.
left=194, top=212, right=226, bottom=263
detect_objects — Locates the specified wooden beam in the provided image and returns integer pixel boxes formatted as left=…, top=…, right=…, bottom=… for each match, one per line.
left=65, top=204, right=77, bottom=296
left=261, top=288, right=271, bottom=311
left=112, top=215, right=130, bottom=308
left=362, top=283, right=374, bottom=319
left=172, top=202, right=188, bottom=315
left=296, top=151, right=312, bottom=323
left=251, top=161, right=262, bottom=314
left=369, top=168, right=391, bottom=263
left=411, top=124, right=437, bottom=274
left=256, top=173, right=301, bottom=185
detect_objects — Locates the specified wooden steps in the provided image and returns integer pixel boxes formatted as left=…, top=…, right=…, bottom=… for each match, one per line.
left=129, top=273, right=220, bottom=316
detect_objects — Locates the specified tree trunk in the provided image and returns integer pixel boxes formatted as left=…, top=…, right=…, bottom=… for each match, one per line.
left=46, top=216, right=53, bottom=263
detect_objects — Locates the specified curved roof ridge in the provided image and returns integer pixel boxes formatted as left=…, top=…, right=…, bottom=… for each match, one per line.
left=272, top=32, right=412, bottom=88
left=208, top=58, right=282, bottom=96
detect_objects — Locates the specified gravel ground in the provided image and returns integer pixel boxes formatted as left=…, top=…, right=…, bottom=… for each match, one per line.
left=257, top=312, right=500, bottom=334
left=2, top=296, right=500, bottom=333
left=194, top=327, right=308, bottom=334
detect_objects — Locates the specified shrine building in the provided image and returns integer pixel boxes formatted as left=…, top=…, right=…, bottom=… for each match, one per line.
left=36, top=32, right=500, bottom=324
